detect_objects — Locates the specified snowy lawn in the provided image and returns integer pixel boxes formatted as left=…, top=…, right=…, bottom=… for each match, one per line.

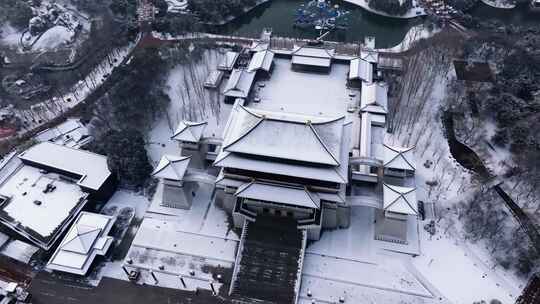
left=385, top=41, right=525, bottom=304
left=146, top=49, right=233, bottom=164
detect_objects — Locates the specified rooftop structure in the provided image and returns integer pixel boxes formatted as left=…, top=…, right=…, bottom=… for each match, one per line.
left=383, top=184, right=418, bottom=216
left=361, top=49, right=379, bottom=64
left=34, top=118, right=91, bottom=148
left=47, top=212, right=115, bottom=275
left=215, top=104, right=350, bottom=185
left=349, top=57, right=374, bottom=83
left=171, top=121, right=208, bottom=144
left=223, top=69, right=256, bottom=101
left=383, top=144, right=416, bottom=172
left=152, top=155, right=191, bottom=181
left=218, top=51, right=239, bottom=72
left=203, top=70, right=224, bottom=89
left=235, top=182, right=320, bottom=209
left=247, top=50, right=275, bottom=73
left=0, top=164, right=88, bottom=249
left=291, top=45, right=335, bottom=71
left=19, top=142, right=112, bottom=192
left=361, top=81, right=388, bottom=114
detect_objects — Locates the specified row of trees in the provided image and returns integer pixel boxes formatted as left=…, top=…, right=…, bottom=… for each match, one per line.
left=0, top=0, right=34, bottom=29
left=368, top=0, right=413, bottom=16
left=85, top=48, right=171, bottom=187
left=456, top=190, right=539, bottom=277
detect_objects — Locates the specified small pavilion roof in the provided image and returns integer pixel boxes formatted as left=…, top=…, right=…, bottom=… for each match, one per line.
left=383, top=144, right=415, bottom=171
left=383, top=184, right=418, bottom=215
left=360, top=49, right=379, bottom=64
left=152, top=155, right=191, bottom=181
left=235, top=181, right=320, bottom=209
left=172, top=120, right=207, bottom=143
left=349, top=58, right=373, bottom=82
left=61, top=225, right=101, bottom=254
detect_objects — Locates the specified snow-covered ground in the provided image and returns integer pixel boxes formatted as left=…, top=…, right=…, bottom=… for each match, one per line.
left=385, top=42, right=525, bottom=303
left=31, top=25, right=74, bottom=51
left=0, top=24, right=23, bottom=47
left=146, top=49, right=231, bottom=163
left=378, top=23, right=441, bottom=53
left=1, top=240, right=39, bottom=264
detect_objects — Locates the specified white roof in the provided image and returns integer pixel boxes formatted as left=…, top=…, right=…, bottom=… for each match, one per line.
left=223, top=69, right=256, bottom=99
left=152, top=155, right=191, bottom=181
left=0, top=165, right=88, bottom=249
left=360, top=50, right=379, bottom=64
left=18, top=142, right=111, bottom=191
left=291, top=45, right=334, bottom=68
left=171, top=120, right=207, bottom=143
left=35, top=119, right=90, bottom=148
left=250, top=41, right=270, bottom=52
left=383, top=144, right=416, bottom=171
left=236, top=182, right=320, bottom=209
left=292, top=55, right=331, bottom=68
left=383, top=184, right=418, bottom=215
left=47, top=212, right=115, bottom=275
left=349, top=58, right=373, bottom=82
left=248, top=50, right=274, bottom=72
left=218, top=51, right=239, bottom=70
left=361, top=82, right=388, bottom=113
left=292, top=45, right=335, bottom=58
left=215, top=105, right=351, bottom=184
left=222, top=106, right=345, bottom=166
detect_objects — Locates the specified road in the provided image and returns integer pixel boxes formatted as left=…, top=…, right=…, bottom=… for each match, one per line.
left=29, top=272, right=232, bottom=304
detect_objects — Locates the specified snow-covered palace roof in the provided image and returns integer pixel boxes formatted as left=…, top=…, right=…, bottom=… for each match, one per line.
left=383, top=144, right=416, bottom=171
left=218, top=51, right=239, bottom=71
left=171, top=120, right=207, bottom=143
left=291, top=45, right=335, bottom=68
left=349, top=58, right=373, bottom=83
left=360, top=49, right=379, bottom=64
left=18, top=142, right=111, bottom=191
left=236, top=181, right=320, bottom=209
left=248, top=50, right=275, bottom=73
left=152, top=155, right=191, bottom=181
left=215, top=104, right=351, bottom=184
left=222, top=105, right=344, bottom=166
left=361, top=82, right=388, bottom=114
left=47, top=212, right=115, bottom=275
left=223, top=69, right=256, bottom=99
left=383, top=184, right=418, bottom=216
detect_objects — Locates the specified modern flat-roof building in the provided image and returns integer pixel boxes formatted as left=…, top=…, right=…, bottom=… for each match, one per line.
left=46, top=211, right=115, bottom=275
left=0, top=142, right=114, bottom=250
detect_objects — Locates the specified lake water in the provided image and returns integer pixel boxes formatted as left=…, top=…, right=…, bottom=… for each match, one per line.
left=217, top=0, right=539, bottom=49
left=218, top=0, right=422, bottom=48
